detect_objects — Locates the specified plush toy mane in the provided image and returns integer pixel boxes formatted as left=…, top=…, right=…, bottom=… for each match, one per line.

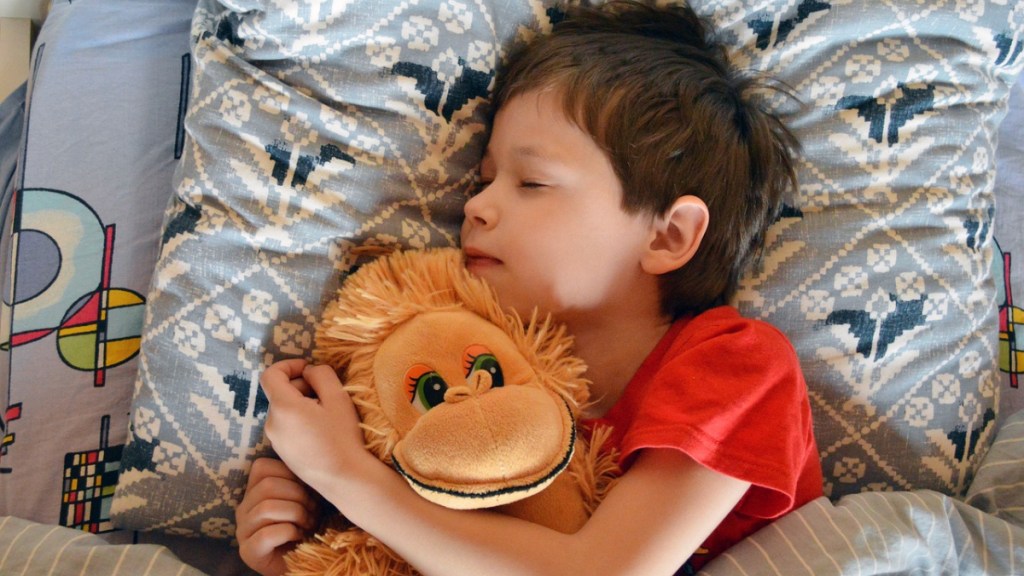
left=313, top=248, right=591, bottom=462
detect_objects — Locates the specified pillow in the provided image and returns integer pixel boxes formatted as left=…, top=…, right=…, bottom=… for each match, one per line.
left=114, top=0, right=1024, bottom=541
left=0, top=0, right=193, bottom=535
left=724, top=0, right=1022, bottom=498
left=112, top=0, right=559, bottom=538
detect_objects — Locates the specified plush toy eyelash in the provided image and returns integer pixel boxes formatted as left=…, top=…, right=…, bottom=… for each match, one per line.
left=463, top=354, right=479, bottom=375
left=463, top=344, right=491, bottom=376
left=405, top=364, right=433, bottom=402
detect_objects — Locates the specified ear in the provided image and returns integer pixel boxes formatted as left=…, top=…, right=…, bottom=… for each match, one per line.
left=641, top=195, right=709, bottom=275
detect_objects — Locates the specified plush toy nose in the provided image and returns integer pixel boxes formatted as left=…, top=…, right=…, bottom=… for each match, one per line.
left=444, top=370, right=493, bottom=404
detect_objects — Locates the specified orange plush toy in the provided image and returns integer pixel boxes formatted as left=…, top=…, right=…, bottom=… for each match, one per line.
left=284, top=247, right=619, bottom=576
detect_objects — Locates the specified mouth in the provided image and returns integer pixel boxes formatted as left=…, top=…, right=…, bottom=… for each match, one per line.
left=463, top=247, right=502, bottom=269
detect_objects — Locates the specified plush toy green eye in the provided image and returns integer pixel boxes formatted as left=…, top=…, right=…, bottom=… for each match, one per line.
left=464, top=345, right=503, bottom=389
left=406, top=364, right=448, bottom=413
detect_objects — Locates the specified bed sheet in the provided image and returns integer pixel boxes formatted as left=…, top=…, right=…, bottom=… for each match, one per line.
left=702, top=408, right=1024, bottom=574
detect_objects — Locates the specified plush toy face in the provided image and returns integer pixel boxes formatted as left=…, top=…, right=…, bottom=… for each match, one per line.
left=315, top=248, right=590, bottom=512
left=374, top=309, right=576, bottom=509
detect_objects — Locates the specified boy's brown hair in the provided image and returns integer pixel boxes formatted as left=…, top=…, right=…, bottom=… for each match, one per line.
left=493, top=0, right=800, bottom=317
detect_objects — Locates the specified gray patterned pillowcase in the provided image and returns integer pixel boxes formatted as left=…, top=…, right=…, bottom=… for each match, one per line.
left=111, top=0, right=559, bottom=538
left=722, top=0, right=1022, bottom=498
left=113, top=0, right=1024, bottom=539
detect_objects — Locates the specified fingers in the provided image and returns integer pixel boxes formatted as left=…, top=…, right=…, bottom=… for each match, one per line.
left=246, top=458, right=306, bottom=495
left=239, top=459, right=319, bottom=533
left=302, top=364, right=345, bottom=401
left=269, top=358, right=309, bottom=379
left=260, top=359, right=310, bottom=402
left=236, top=461, right=319, bottom=576
left=238, top=522, right=303, bottom=576
left=237, top=490, right=317, bottom=535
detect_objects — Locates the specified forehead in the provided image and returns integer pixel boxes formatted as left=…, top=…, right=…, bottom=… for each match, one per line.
left=485, top=90, right=598, bottom=163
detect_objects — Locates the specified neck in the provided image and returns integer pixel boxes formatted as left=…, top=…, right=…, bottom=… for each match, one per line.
left=561, top=307, right=672, bottom=420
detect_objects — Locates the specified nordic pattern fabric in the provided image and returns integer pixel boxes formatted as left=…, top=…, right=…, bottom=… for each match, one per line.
left=114, top=0, right=1024, bottom=540
left=112, top=0, right=559, bottom=537
left=725, top=0, right=1022, bottom=499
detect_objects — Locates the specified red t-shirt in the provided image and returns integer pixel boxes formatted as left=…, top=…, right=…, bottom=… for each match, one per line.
left=583, top=306, right=822, bottom=573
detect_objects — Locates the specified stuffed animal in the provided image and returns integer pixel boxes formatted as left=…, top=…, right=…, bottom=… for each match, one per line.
left=283, top=247, right=619, bottom=576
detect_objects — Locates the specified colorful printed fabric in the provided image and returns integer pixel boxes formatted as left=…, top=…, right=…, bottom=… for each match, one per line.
left=0, top=0, right=194, bottom=537
left=994, top=73, right=1024, bottom=419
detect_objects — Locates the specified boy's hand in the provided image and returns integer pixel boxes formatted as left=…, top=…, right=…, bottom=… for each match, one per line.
left=259, top=358, right=366, bottom=495
left=235, top=457, right=319, bottom=576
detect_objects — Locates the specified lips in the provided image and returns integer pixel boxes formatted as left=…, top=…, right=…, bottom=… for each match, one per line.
left=463, top=246, right=502, bottom=269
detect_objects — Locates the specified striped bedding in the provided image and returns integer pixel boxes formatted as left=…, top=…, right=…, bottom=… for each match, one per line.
left=701, top=410, right=1024, bottom=575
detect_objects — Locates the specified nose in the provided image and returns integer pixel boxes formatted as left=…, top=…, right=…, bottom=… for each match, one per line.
left=443, top=370, right=493, bottom=404
left=463, top=184, right=497, bottom=230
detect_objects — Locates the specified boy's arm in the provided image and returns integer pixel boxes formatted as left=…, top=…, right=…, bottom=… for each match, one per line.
left=261, top=360, right=750, bottom=576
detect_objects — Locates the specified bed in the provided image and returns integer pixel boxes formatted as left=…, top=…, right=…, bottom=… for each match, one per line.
left=0, top=0, right=1022, bottom=574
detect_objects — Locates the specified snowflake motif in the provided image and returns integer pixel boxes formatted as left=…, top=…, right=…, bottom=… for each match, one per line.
left=972, top=147, right=989, bottom=173
left=810, top=76, right=846, bottom=104
left=218, top=89, right=252, bottom=128
left=466, top=40, right=496, bottom=71
left=367, top=36, right=401, bottom=68
left=202, top=517, right=234, bottom=539
left=801, top=289, right=834, bottom=321
left=834, top=265, right=869, bottom=297
left=905, top=397, right=934, bottom=427
left=431, top=48, right=464, bottom=86
left=932, top=373, right=960, bottom=405
left=923, top=293, right=949, bottom=321
left=440, top=0, right=473, bottom=34
left=877, top=38, right=910, bottom=62
left=403, top=16, right=439, bottom=51
left=895, top=272, right=924, bottom=300
left=204, top=304, right=241, bottom=342
left=133, top=407, right=161, bottom=442
left=274, top=322, right=312, bottom=356
left=173, top=321, right=206, bottom=359
left=925, top=186, right=954, bottom=214
left=845, top=54, right=882, bottom=83
left=955, top=0, right=985, bottom=22
left=834, top=457, right=867, bottom=484
left=959, top=350, right=982, bottom=379
left=154, top=442, right=186, bottom=477
left=867, top=243, right=897, bottom=273
left=243, top=290, right=278, bottom=324
left=959, top=393, right=982, bottom=421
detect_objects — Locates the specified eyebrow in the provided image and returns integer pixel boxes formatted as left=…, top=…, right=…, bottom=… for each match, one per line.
left=512, top=146, right=551, bottom=160
left=482, top=146, right=559, bottom=163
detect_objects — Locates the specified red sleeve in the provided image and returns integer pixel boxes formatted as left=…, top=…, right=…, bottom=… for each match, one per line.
left=616, top=307, right=817, bottom=519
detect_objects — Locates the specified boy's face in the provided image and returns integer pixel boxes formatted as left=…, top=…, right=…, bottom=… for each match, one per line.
left=461, top=90, right=658, bottom=323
